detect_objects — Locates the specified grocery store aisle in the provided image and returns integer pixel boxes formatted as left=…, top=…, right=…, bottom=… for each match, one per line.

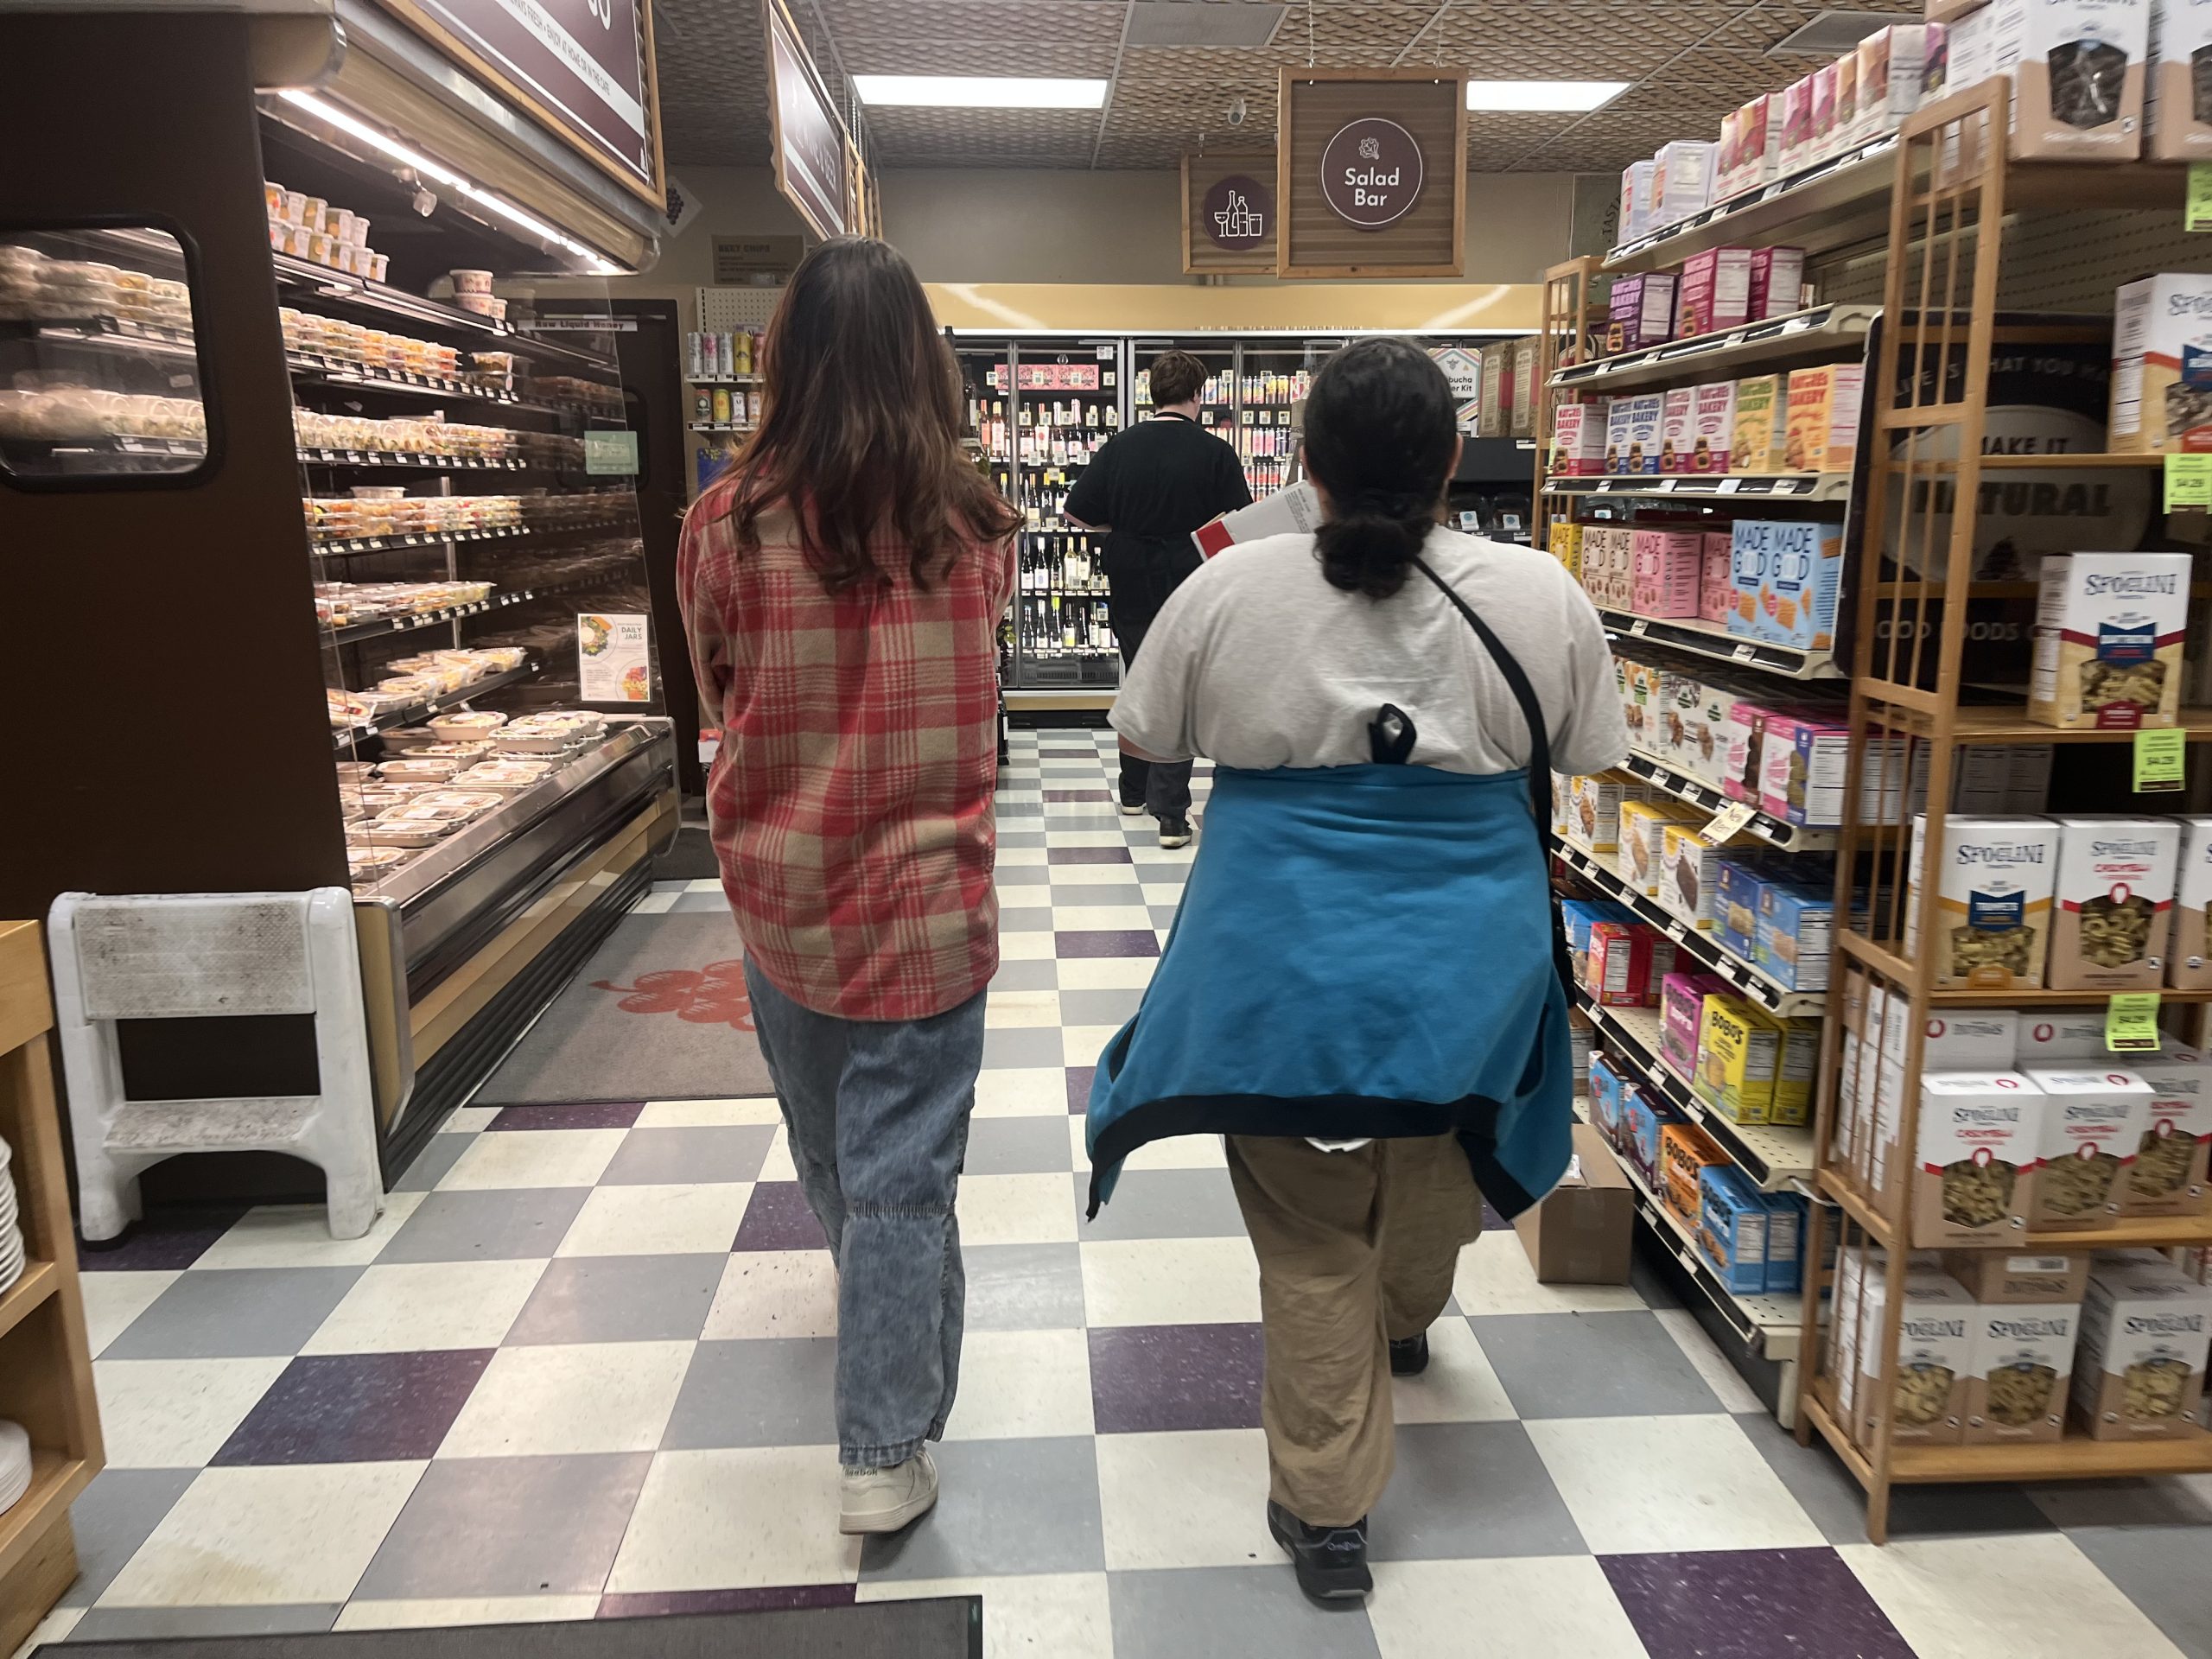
left=32, top=732, right=2209, bottom=1658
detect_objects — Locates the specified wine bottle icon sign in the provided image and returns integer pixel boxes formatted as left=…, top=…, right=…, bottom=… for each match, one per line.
left=1212, top=188, right=1264, bottom=242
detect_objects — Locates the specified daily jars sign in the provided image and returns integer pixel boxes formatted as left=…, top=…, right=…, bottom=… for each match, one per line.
left=1182, top=150, right=1278, bottom=274
left=1279, top=69, right=1466, bottom=279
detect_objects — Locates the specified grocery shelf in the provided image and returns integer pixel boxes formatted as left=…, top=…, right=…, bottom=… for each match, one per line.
left=288, top=356, right=536, bottom=410
left=309, top=523, right=630, bottom=558
left=330, top=658, right=537, bottom=750
left=1601, top=609, right=1846, bottom=682
left=1617, top=747, right=1837, bottom=851
left=1546, top=472, right=1851, bottom=503
left=1552, top=304, right=1879, bottom=394
left=8, top=315, right=199, bottom=361
left=1606, top=137, right=1902, bottom=272
left=0, top=1259, right=56, bottom=1344
left=686, top=375, right=761, bottom=385
left=1574, top=992, right=1818, bottom=1189
left=3, top=433, right=206, bottom=474
left=296, top=448, right=534, bottom=472
left=1818, top=1165, right=2212, bottom=1254
left=1552, top=838, right=1827, bottom=1018
left=273, top=251, right=507, bottom=338
left=1863, top=700, right=2212, bottom=746
left=326, top=572, right=626, bottom=646
left=1802, top=1389, right=2212, bottom=1486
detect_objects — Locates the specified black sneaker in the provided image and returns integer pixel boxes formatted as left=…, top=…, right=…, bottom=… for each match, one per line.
left=1159, top=817, right=1193, bottom=849
left=1267, top=1501, right=1371, bottom=1600
left=1117, top=799, right=1147, bottom=817
left=1389, top=1333, right=1430, bottom=1376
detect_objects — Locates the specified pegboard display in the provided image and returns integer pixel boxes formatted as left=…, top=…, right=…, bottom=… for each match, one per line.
left=1812, top=213, right=2212, bottom=311
left=696, top=286, right=785, bottom=332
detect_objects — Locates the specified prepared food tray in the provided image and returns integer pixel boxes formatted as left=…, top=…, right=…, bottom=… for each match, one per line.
left=378, top=755, right=464, bottom=783
left=494, top=711, right=607, bottom=753
left=429, top=710, right=507, bottom=739
left=457, top=759, right=554, bottom=792
left=347, top=844, right=410, bottom=880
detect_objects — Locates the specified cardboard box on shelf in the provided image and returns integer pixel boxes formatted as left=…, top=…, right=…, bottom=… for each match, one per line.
left=1716, top=858, right=1770, bottom=961
left=1858, top=1267, right=1976, bottom=1446
left=1964, top=1300, right=2081, bottom=1443
left=1748, top=247, right=1807, bottom=321
left=2146, top=0, right=2212, bottom=157
left=1552, top=402, right=1609, bottom=476
left=1942, top=1249, right=2092, bottom=1305
left=1549, top=519, right=1585, bottom=577
left=1985, top=0, right=2149, bottom=160
left=1660, top=821, right=1728, bottom=931
left=2047, top=815, right=2181, bottom=991
left=2028, top=551, right=2191, bottom=728
left=1516, top=1123, right=1635, bottom=1284
left=1478, top=340, right=1514, bottom=437
left=1659, top=388, right=1697, bottom=475
left=1905, top=814, right=2060, bottom=989
left=1858, top=23, right=1935, bottom=142
left=1567, top=772, right=1639, bottom=855
left=1619, top=159, right=1658, bottom=244
left=2117, top=1043, right=2210, bottom=1217
left=2020, top=1065, right=2157, bottom=1230
left=1621, top=798, right=1700, bottom=898
left=1662, top=969, right=1731, bottom=1078
left=1631, top=527, right=1704, bottom=616
left=1698, top=1163, right=1772, bottom=1294
left=1810, top=60, right=1841, bottom=157
left=1607, top=273, right=1678, bottom=355
left=1833, top=50, right=1864, bottom=156
left=1698, top=994, right=1787, bottom=1124
left=1757, top=883, right=1836, bottom=993
left=1732, top=519, right=1844, bottom=652
left=2109, top=274, right=2212, bottom=453
left=1921, top=1009, right=2022, bottom=1071
left=1677, top=248, right=1753, bottom=339
left=1686, top=678, right=1742, bottom=789
left=1911, top=1071, right=2042, bottom=1247
left=1780, top=73, right=1819, bottom=173
left=1588, top=1052, right=1631, bottom=1146
left=1731, top=374, right=1790, bottom=471
left=1783, top=364, right=1866, bottom=474
left=1510, top=337, right=1539, bottom=439
left=2016, top=1010, right=2111, bottom=1065
left=1653, top=139, right=1719, bottom=226
left=2170, top=817, right=2212, bottom=988
left=1622, top=1084, right=1683, bottom=1191
left=1688, top=383, right=1737, bottom=474
left=1730, top=93, right=1783, bottom=194
left=1607, top=391, right=1665, bottom=474
left=1587, top=919, right=1673, bottom=1008
left=2070, top=1255, right=2212, bottom=1440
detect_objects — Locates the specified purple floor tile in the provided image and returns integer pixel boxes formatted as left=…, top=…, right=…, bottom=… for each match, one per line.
left=78, top=1207, right=248, bottom=1273
left=1481, top=1201, right=1510, bottom=1231
left=732, top=1181, right=830, bottom=1251
left=1089, top=1322, right=1265, bottom=1433
left=1044, top=789, right=1112, bottom=803
left=599, top=1585, right=855, bottom=1618
left=1601, top=1548, right=1913, bottom=1659
left=1056, top=930, right=1160, bottom=959
left=1048, top=845, right=1134, bottom=865
left=486, top=1102, right=644, bottom=1131
left=1067, top=1065, right=1096, bottom=1115
left=212, top=1351, right=493, bottom=1465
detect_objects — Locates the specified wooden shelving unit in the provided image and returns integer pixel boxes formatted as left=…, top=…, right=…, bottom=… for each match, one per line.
left=0, top=920, right=102, bottom=1656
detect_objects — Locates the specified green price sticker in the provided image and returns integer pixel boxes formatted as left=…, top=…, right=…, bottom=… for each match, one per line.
left=2135, top=728, right=2187, bottom=793
left=2192, top=163, right=2212, bottom=232
left=2164, top=453, right=2212, bottom=512
left=2107, top=992, right=2164, bottom=1052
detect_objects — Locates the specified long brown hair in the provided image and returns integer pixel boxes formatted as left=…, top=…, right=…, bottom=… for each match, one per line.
left=708, top=238, right=1017, bottom=591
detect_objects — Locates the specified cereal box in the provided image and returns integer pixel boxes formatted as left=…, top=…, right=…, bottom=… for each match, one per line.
left=2027, top=551, right=2190, bottom=728
left=1551, top=401, right=1609, bottom=476
left=1620, top=798, right=1699, bottom=897
left=1661, top=1120, right=1729, bottom=1223
left=1605, top=272, right=1677, bottom=354
left=1779, top=73, right=1818, bottom=173
left=1748, top=247, right=1806, bottom=321
left=2021, top=1065, right=2157, bottom=1230
left=1618, top=159, right=1657, bottom=244
left=1858, top=1268, right=1976, bottom=1446
left=2120, top=1043, right=2211, bottom=1217
left=1653, top=139, right=1719, bottom=226
left=1698, top=994, right=1784, bottom=1123
left=1566, top=773, right=1638, bottom=854
left=1656, top=389, right=1695, bottom=474
left=1964, top=1300, right=2080, bottom=1443
left=1857, top=23, right=1933, bottom=142
left=1734, top=519, right=1844, bottom=650
left=1700, top=531, right=1733, bottom=622
left=1699, top=1164, right=1770, bottom=1294
left=2070, top=1255, right=2212, bottom=1440
left=2048, top=815, right=2181, bottom=990
left=1912, top=1071, right=2042, bottom=1247
left=2169, top=817, right=2212, bottom=988
left=1623, top=1084, right=1682, bottom=1190
left=1662, top=969, right=1730, bottom=1077
left=1676, top=248, right=1753, bottom=339
left=1943, top=1249, right=2091, bottom=1304
left=1730, top=374, right=1789, bottom=471
left=2108, top=274, right=2212, bottom=453
left=1606, top=391, right=1665, bottom=474
left=1732, top=93, right=1783, bottom=194
left=1983, top=0, right=2148, bottom=161
left=1631, top=528, right=1703, bottom=616
left=2147, top=0, right=2212, bottom=158
left=1660, top=821, right=1727, bottom=929
left=1905, top=814, right=2060, bottom=988
left=1782, top=365, right=1865, bottom=474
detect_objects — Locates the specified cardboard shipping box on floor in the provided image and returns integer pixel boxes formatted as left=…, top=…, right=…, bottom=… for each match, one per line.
left=1516, top=1123, right=1635, bottom=1283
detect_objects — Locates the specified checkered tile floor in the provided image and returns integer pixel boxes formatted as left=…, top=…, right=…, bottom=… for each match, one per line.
left=29, top=729, right=2211, bottom=1657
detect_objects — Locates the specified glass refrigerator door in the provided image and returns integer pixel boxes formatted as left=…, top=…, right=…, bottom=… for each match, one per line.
left=954, top=339, right=1018, bottom=687
left=1010, top=337, right=1121, bottom=690
left=1232, top=338, right=1342, bottom=501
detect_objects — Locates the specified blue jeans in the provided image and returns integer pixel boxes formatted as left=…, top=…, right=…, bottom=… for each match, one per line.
left=741, top=960, right=986, bottom=1468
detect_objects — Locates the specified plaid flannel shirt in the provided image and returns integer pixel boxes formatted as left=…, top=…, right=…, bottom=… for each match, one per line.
left=678, top=493, right=1015, bottom=1021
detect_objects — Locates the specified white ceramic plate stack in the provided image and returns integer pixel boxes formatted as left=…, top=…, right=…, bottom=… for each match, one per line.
left=0, top=1421, right=30, bottom=1516
left=0, top=1135, right=22, bottom=1297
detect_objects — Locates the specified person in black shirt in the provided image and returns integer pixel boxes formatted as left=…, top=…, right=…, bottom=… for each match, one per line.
left=1064, top=350, right=1251, bottom=846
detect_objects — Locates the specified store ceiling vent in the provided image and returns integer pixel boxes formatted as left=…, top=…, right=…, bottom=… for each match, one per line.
left=1767, top=10, right=1896, bottom=55
left=1126, top=3, right=1288, bottom=48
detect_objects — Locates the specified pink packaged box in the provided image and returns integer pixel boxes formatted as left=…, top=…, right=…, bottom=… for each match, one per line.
left=1749, top=247, right=1806, bottom=321
left=1779, top=73, right=1817, bottom=174
left=1689, top=382, right=1736, bottom=473
left=1733, top=93, right=1782, bottom=194
left=1659, top=388, right=1696, bottom=473
left=1758, top=713, right=1850, bottom=826
left=1723, top=699, right=1781, bottom=804
left=1700, top=531, right=1733, bottom=623
left=1552, top=401, right=1609, bottom=476
left=1676, top=249, right=1753, bottom=339
left=1631, top=529, right=1704, bottom=617
left=1811, top=62, right=1839, bottom=158
left=1662, top=969, right=1732, bottom=1079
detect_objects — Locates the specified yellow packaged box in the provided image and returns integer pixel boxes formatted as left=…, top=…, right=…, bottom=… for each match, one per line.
left=1549, top=520, right=1583, bottom=579
left=1698, top=994, right=1783, bottom=1125
left=1731, top=374, right=1788, bottom=473
left=1782, top=364, right=1865, bottom=474
left=1620, top=798, right=1700, bottom=898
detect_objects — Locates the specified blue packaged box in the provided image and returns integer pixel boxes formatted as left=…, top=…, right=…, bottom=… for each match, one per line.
left=1715, top=859, right=1770, bottom=963
left=1697, top=1164, right=1770, bottom=1295
left=1561, top=899, right=1634, bottom=966
left=1754, top=881, right=1834, bottom=992
left=1587, top=1053, right=1629, bottom=1147
left=1761, top=1192, right=1806, bottom=1295
left=1621, top=1084, right=1681, bottom=1192
left=1730, top=519, right=1843, bottom=651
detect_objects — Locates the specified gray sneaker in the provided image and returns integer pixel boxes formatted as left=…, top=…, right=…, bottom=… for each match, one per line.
left=838, top=1449, right=938, bottom=1535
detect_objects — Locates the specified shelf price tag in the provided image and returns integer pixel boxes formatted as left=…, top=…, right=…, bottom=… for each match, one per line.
left=2107, top=992, right=2163, bottom=1052
left=2162, top=453, right=2212, bottom=512
left=2134, top=728, right=2187, bottom=792
left=2190, top=162, right=2212, bottom=232
left=1701, top=801, right=1758, bottom=843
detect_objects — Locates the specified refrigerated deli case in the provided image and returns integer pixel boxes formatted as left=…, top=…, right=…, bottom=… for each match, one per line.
left=0, top=5, right=677, bottom=1176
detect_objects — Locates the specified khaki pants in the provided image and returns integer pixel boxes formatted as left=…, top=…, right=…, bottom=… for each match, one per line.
left=1226, top=1133, right=1482, bottom=1528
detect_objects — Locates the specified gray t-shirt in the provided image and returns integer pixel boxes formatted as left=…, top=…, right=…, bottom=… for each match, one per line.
left=1111, top=527, right=1629, bottom=778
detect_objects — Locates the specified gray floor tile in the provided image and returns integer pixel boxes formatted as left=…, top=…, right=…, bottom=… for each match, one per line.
left=860, top=1436, right=1105, bottom=1580
left=1076, top=1168, right=1247, bottom=1242
left=994, top=864, right=1052, bottom=886
left=377, top=1187, right=593, bottom=1264
left=661, top=1336, right=837, bottom=1449
left=1149, top=905, right=1183, bottom=930
left=67, top=1605, right=341, bottom=1641
left=1056, top=987, right=1147, bottom=1027
left=963, top=1243, right=1086, bottom=1332
left=2061, top=1524, right=2212, bottom=1658
left=504, top=1254, right=726, bottom=1345
left=996, top=830, right=1046, bottom=848
left=996, top=906, right=1055, bottom=935
left=353, top=1452, right=652, bottom=1599
left=100, top=1268, right=365, bottom=1361
left=988, top=958, right=1058, bottom=993
left=1367, top=1421, right=1587, bottom=1560
left=599, top=1125, right=775, bottom=1185
left=1051, top=884, right=1148, bottom=910
left=58, top=1467, right=200, bottom=1607
left=1732, top=1410, right=2051, bottom=1545
left=965, top=1116, right=1078, bottom=1176
left=1468, top=1312, right=1721, bottom=1419
left=982, top=1027, right=1068, bottom=1071
left=390, top=1132, right=472, bottom=1194
left=1110, top=1566, right=1380, bottom=1658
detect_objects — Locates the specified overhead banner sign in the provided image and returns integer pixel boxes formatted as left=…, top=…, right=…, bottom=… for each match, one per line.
left=763, top=0, right=849, bottom=241
left=1182, top=150, right=1278, bottom=275
left=377, top=0, right=664, bottom=206
left=1279, top=68, right=1467, bottom=279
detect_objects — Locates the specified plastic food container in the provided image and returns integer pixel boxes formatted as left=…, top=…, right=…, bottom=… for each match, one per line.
left=429, top=710, right=506, bottom=738
left=365, top=252, right=389, bottom=283
left=378, top=755, right=463, bottom=783
left=449, top=269, right=494, bottom=295
left=356, top=812, right=458, bottom=848
left=378, top=728, right=443, bottom=753
left=456, top=759, right=553, bottom=792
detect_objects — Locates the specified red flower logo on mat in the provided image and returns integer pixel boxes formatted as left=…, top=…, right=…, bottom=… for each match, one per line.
left=592, top=958, right=755, bottom=1031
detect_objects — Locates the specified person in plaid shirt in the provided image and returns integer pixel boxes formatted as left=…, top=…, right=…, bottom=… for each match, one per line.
left=677, top=238, right=1019, bottom=1536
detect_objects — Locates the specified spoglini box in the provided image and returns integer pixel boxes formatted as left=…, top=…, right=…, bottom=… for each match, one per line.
left=2020, top=1065, right=2156, bottom=1230
left=2028, top=551, right=2191, bottom=728
left=2171, top=817, right=2212, bottom=988
left=1912, top=1071, right=2042, bottom=1247
left=2070, top=1255, right=2212, bottom=1440
left=1964, top=1300, right=2080, bottom=1443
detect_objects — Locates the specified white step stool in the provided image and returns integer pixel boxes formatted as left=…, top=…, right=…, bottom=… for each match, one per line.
left=48, top=889, right=385, bottom=1243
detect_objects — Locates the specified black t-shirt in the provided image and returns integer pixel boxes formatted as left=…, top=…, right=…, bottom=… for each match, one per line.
left=1063, top=413, right=1252, bottom=543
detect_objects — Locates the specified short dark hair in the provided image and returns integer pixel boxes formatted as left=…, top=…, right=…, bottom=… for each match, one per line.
left=1302, top=338, right=1457, bottom=600
left=1148, top=349, right=1209, bottom=408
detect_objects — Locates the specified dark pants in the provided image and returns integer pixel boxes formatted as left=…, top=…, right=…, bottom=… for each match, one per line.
left=1110, top=546, right=1197, bottom=823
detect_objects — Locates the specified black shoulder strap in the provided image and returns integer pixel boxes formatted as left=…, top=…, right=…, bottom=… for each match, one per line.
left=1408, top=554, right=1554, bottom=830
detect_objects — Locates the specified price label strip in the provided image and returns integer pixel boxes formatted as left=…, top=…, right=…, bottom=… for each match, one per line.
left=2107, top=992, right=2163, bottom=1052
left=2135, top=728, right=2187, bottom=793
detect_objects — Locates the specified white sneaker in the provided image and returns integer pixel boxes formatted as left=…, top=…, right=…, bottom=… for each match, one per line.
left=838, top=1449, right=938, bottom=1535
left=1118, top=800, right=1147, bottom=817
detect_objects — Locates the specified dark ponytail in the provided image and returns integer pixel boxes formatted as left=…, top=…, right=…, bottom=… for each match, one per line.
left=1302, top=338, right=1459, bottom=600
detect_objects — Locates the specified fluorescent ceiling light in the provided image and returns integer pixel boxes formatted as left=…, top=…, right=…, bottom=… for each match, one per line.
left=1465, top=79, right=1630, bottom=112
left=853, top=75, right=1109, bottom=109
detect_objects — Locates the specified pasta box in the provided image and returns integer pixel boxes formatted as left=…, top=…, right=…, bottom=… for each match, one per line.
left=1921, top=1008, right=2022, bottom=1071
left=2047, top=814, right=2179, bottom=992
left=1730, top=373, right=1789, bottom=472
left=2108, top=273, right=2212, bottom=453
left=2027, top=551, right=2190, bottom=728
left=1964, top=1300, right=2080, bottom=1443
left=1942, top=1249, right=2091, bottom=1304
left=1698, top=1164, right=1771, bottom=1295
left=1904, top=813, right=2060, bottom=989
left=2070, top=1256, right=2212, bottom=1440
left=1607, top=392, right=1666, bottom=474
left=1858, top=1268, right=1975, bottom=1446
left=2148, top=0, right=2212, bottom=160
left=1912, top=1071, right=2042, bottom=1247
left=1661, top=1120, right=1730, bottom=1224
left=2169, top=817, right=2212, bottom=988
left=2120, top=1045, right=2211, bottom=1217
left=2016, top=1011, right=2108, bottom=1064
left=1982, top=0, right=2148, bottom=162
left=2020, top=1065, right=2157, bottom=1230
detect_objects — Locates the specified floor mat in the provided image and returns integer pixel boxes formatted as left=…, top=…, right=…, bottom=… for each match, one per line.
left=652, top=823, right=722, bottom=882
left=64, top=1600, right=979, bottom=1657
left=473, top=911, right=776, bottom=1105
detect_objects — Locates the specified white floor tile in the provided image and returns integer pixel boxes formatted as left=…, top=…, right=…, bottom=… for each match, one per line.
left=1524, top=1414, right=1823, bottom=1555
left=438, top=1128, right=627, bottom=1192
left=1451, top=1230, right=1648, bottom=1317
left=997, top=932, right=1057, bottom=962
left=702, top=1250, right=838, bottom=1340
left=438, top=1106, right=500, bottom=1135
left=1061, top=1025, right=1123, bottom=1067
left=1052, top=957, right=1158, bottom=992
left=1051, top=863, right=1143, bottom=887
left=92, top=1357, right=292, bottom=1468
left=957, top=1173, right=1080, bottom=1246
left=606, top=1446, right=861, bottom=1592
left=302, top=1260, right=547, bottom=1355
left=555, top=1182, right=753, bottom=1257
left=79, top=1271, right=181, bottom=1357
left=1052, top=906, right=1154, bottom=932
left=636, top=1098, right=781, bottom=1128
left=857, top=1573, right=1112, bottom=1659
left=1391, top=1316, right=1518, bottom=1424
left=192, top=1194, right=424, bottom=1270
left=685, top=877, right=723, bottom=893
left=439, top=1341, right=692, bottom=1458
left=943, top=1329, right=1095, bottom=1440
left=630, top=891, right=679, bottom=914
left=333, top=1597, right=600, bottom=1630
left=1842, top=1534, right=2186, bottom=1659
left=11, top=1606, right=82, bottom=1658
left=995, top=846, right=1050, bottom=867
left=99, top=1462, right=425, bottom=1606
left=755, top=1126, right=798, bottom=1182
left=1369, top=1557, right=1646, bottom=1657
left=1653, top=1306, right=1766, bottom=1414
left=986, top=989, right=1063, bottom=1029
left=1096, top=1429, right=1274, bottom=1571
left=974, top=1067, right=1067, bottom=1119
left=1081, top=1236, right=1260, bottom=1327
